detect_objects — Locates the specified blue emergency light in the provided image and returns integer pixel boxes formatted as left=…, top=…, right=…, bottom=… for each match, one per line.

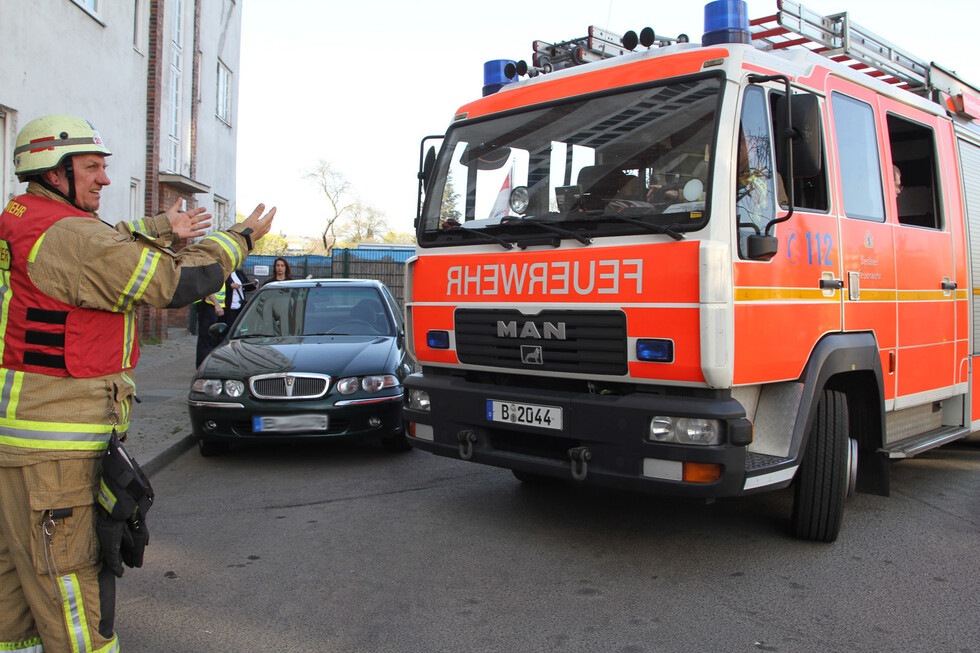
left=483, top=59, right=518, bottom=96
left=702, top=0, right=752, bottom=46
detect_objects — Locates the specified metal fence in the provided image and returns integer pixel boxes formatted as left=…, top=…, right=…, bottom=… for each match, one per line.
left=243, top=247, right=415, bottom=305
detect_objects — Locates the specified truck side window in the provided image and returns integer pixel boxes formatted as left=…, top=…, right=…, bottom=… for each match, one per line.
left=832, top=92, right=885, bottom=222
left=736, top=85, right=777, bottom=258
left=887, top=114, right=942, bottom=229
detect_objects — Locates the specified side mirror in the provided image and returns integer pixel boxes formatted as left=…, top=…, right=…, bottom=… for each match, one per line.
left=776, top=93, right=821, bottom=178
left=208, top=322, right=229, bottom=339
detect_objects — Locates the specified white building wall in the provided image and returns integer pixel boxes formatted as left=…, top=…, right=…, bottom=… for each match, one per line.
left=195, top=0, right=241, bottom=230
left=1, top=0, right=241, bottom=227
left=0, top=0, right=148, bottom=223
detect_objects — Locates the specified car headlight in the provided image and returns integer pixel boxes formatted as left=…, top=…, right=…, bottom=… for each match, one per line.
left=336, top=377, right=360, bottom=395
left=192, top=379, right=224, bottom=397
left=224, top=380, right=245, bottom=397
left=362, top=375, right=398, bottom=393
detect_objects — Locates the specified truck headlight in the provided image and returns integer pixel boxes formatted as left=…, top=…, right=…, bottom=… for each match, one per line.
left=648, top=416, right=721, bottom=445
left=408, top=389, right=431, bottom=412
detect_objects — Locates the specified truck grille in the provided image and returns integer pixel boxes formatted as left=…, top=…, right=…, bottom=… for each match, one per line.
left=250, top=373, right=331, bottom=399
left=454, top=309, right=627, bottom=376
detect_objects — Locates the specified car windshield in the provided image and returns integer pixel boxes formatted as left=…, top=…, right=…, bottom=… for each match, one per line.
left=419, top=74, right=722, bottom=246
left=232, top=286, right=393, bottom=337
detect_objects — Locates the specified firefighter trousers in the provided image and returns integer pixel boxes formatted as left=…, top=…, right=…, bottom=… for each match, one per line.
left=0, top=457, right=119, bottom=653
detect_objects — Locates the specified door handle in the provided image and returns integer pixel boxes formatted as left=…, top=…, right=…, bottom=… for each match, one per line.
left=941, top=280, right=957, bottom=292
left=820, top=278, right=844, bottom=290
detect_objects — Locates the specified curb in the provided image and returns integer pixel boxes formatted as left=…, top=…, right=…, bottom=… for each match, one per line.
left=142, top=434, right=196, bottom=477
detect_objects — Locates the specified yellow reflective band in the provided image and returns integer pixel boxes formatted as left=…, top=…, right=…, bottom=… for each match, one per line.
left=0, top=415, right=123, bottom=451
left=122, top=311, right=136, bottom=368
left=205, top=232, right=244, bottom=268
left=0, top=269, right=11, bottom=363
left=129, top=218, right=148, bottom=235
left=0, top=636, right=44, bottom=652
left=734, top=287, right=838, bottom=302
left=114, top=248, right=161, bottom=312
left=59, top=573, right=94, bottom=653
left=27, top=233, right=45, bottom=263
left=98, top=479, right=117, bottom=513
left=7, top=370, right=23, bottom=418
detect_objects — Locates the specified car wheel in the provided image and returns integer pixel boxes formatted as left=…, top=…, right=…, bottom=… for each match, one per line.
left=198, top=438, right=229, bottom=457
left=792, top=388, right=855, bottom=542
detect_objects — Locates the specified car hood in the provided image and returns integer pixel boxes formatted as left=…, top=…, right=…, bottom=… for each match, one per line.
left=198, top=336, right=398, bottom=379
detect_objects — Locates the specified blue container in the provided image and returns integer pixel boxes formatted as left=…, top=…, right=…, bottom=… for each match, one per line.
left=482, top=59, right=517, bottom=96
left=702, top=0, right=752, bottom=46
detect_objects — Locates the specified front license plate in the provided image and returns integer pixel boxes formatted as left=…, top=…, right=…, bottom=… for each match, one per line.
left=253, top=414, right=328, bottom=433
left=487, top=400, right=562, bottom=430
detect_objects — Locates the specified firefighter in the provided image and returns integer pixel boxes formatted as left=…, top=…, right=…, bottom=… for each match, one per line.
left=0, top=114, right=275, bottom=652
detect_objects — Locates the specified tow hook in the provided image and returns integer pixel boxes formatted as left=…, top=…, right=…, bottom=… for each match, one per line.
left=568, top=447, right=592, bottom=481
left=457, top=430, right=478, bottom=460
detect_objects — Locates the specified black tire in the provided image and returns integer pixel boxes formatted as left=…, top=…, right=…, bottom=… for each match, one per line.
left=792, top=389, right=853, bottom=542
left=380, top=421, right=413, bottom=452
left=198, top=438, right=229, bottom=457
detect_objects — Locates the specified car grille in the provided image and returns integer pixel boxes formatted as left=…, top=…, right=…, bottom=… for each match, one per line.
left=250, top=373, right=331, bottom=399
left=454, top=309, right=628, bottom=376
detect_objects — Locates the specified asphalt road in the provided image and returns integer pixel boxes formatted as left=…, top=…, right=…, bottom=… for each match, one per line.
left=114, top=440, right=980, bottom=653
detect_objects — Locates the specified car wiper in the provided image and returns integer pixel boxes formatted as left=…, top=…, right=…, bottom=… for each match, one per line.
left=566, top=211, right=685, bottom=241
left=502, top=217, right=592, bottom=247
left=234, top=333, right=278, bottom=339
left=437, top=227, right=514, bottom=249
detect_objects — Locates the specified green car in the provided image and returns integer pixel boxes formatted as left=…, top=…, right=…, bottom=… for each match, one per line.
left=188, top=278, right=413, bottom=456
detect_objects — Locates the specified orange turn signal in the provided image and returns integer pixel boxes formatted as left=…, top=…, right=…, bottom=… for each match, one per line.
left=682, top=462, right=722, bottom=483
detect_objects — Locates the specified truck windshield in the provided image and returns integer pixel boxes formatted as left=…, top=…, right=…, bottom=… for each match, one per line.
left=419, top=74, right=722, bottom=246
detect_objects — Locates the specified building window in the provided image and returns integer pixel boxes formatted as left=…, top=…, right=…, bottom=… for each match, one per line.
left=217, top=60, right=232, bottom=124
left=133, top=0, right=146, bottom=53
left=214, top=196, right=230, bottom=231
left=71, top=0, right=99, bottom=15
left=130, top=179, right=142, bottom=221
left=167, top=0, right=184, bottom=173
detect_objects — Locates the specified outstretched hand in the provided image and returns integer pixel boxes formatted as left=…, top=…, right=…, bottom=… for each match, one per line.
left=240, top=203, right=276, bottom=243
left=165, top=199, right=212, bottom=240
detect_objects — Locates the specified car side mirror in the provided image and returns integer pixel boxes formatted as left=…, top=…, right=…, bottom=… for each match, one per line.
left=208, top=322, right=228, bottom=339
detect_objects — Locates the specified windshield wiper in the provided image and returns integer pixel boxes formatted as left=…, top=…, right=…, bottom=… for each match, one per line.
left=438, top=227, right=514, bottom=250
left=601, top=215, right=685, bottom=241
left=502, top=217, right=592, bottom=246
left=565, top=211, right=685, bottom=241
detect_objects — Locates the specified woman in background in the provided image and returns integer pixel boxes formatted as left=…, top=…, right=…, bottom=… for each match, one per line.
left=264, top=257, right=292, bottom=285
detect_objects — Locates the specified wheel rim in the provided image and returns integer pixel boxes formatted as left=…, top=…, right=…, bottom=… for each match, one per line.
left=846, top=437, right=858, bottom=498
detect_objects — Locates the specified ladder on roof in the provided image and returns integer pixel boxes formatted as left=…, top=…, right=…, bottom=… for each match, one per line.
left=749, top=0, right=980, bottom=120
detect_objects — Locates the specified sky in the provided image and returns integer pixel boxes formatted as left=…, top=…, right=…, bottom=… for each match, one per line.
left=235, top=0, right=980, bottom=240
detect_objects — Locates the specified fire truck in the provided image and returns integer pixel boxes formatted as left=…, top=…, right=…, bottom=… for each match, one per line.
left=402, top=0, right=980, bottom=541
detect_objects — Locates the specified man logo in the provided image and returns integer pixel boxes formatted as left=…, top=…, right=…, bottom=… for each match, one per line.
left=497, top=320, right=567, bottom=340
left=521, top=345, right=543, bottom=365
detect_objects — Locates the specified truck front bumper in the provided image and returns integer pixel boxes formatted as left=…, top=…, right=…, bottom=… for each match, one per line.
left=404, top=373, right=753, bottom=498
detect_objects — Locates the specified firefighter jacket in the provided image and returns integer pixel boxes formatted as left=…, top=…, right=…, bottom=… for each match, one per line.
left=0, top=183, right=251, bottom=466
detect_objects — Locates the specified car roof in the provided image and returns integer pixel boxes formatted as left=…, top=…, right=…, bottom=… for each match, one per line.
left=261, top=278, right=386, bottom=290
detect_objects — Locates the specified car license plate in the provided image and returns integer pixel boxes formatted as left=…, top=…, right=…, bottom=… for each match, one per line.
left=253, top=414, right=328, bottom=433
left=487, top=400, right=562, bottom=430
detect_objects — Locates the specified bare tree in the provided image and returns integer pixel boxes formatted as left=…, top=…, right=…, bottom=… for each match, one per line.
left=335, top=203, right=390, bottom=247
left=305, top=160, right=358, bottom=251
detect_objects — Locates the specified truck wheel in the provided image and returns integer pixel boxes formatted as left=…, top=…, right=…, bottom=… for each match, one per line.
left=792, top=388, right=855, bottom=542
